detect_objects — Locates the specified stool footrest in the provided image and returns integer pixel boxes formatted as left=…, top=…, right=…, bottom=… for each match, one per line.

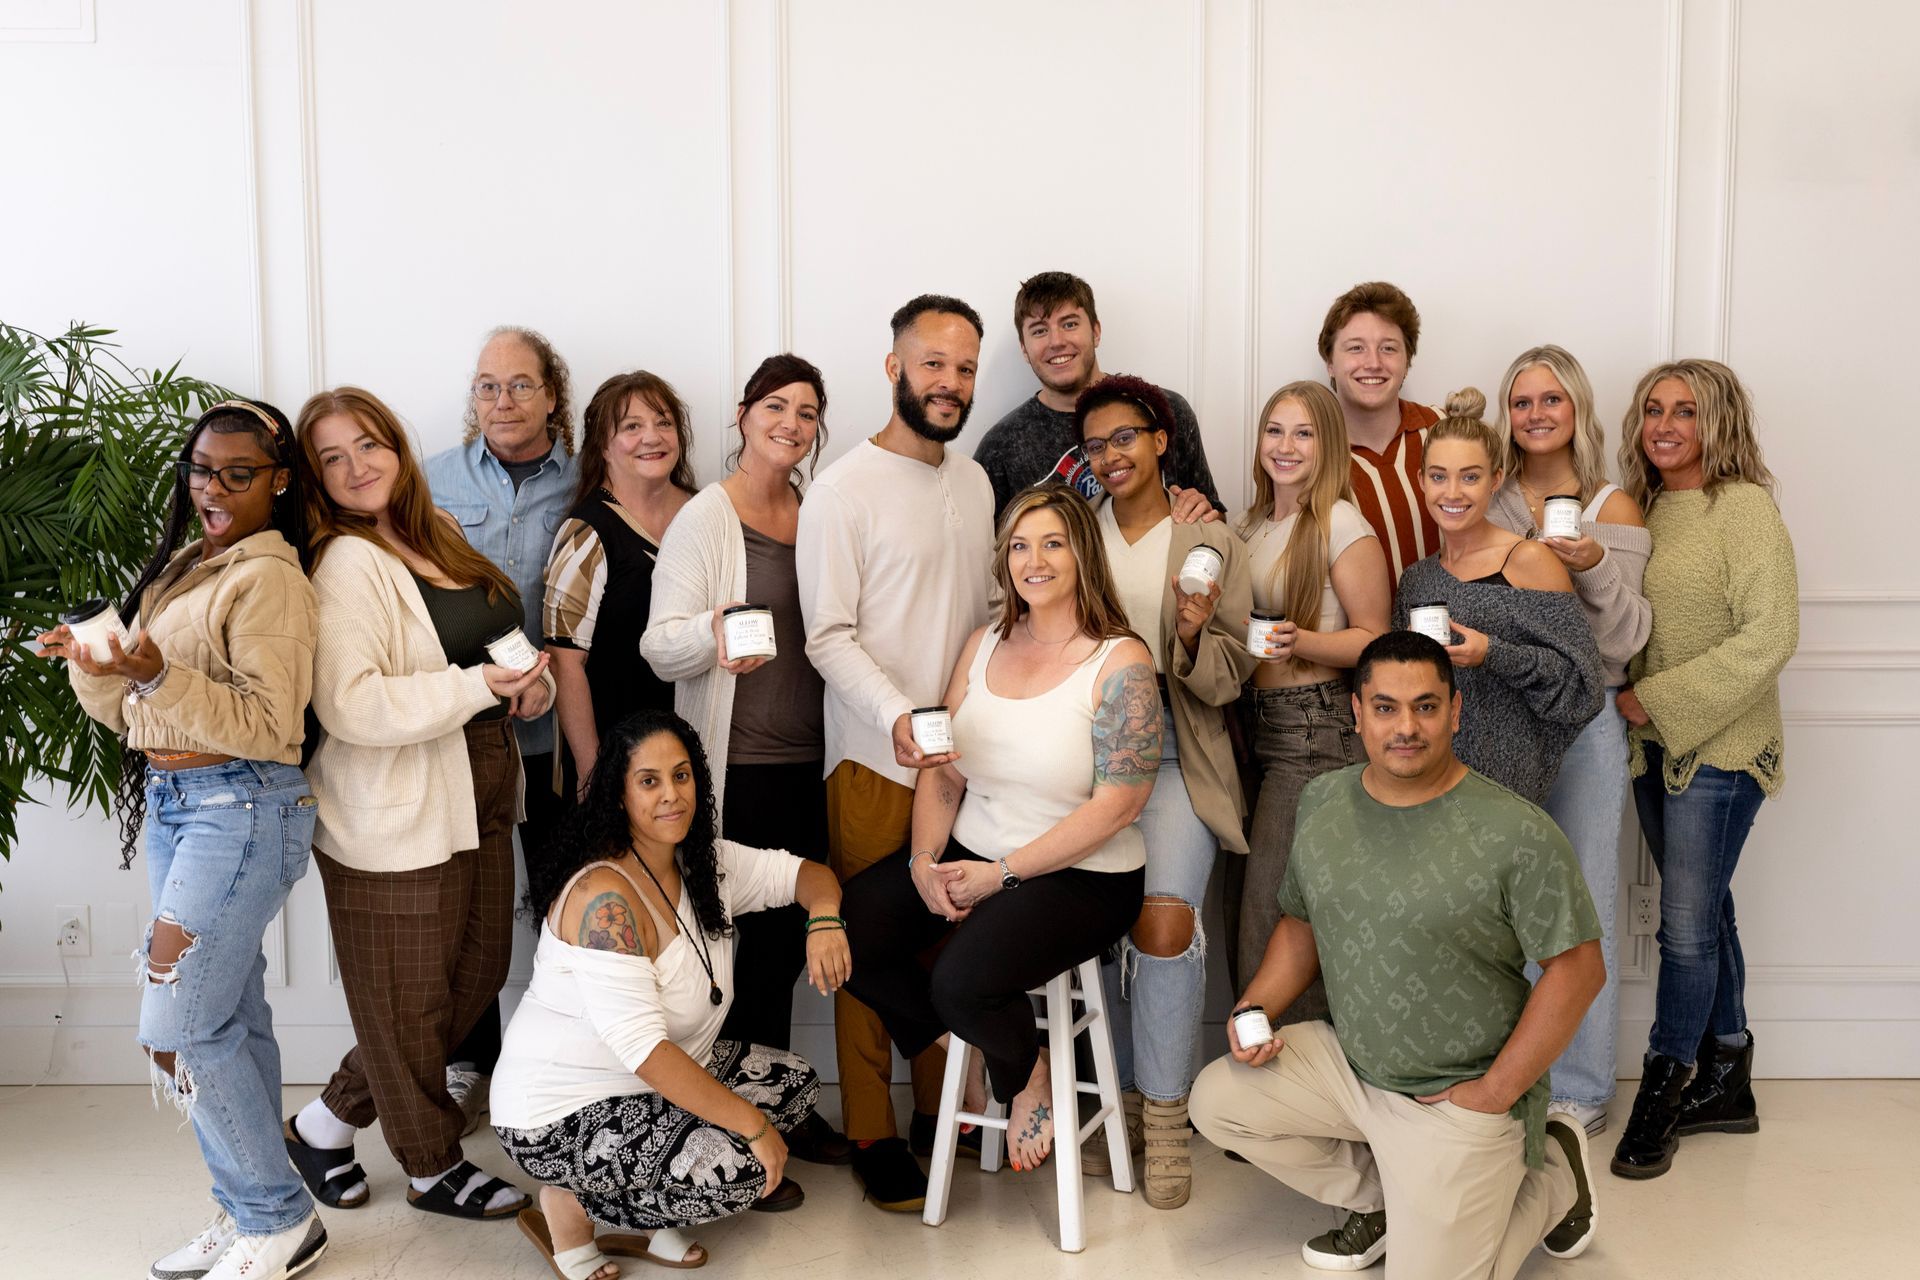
left=1075, top=1106, right=1115, bottom=1145
left=954, top=1111, right=1010, bottom=1132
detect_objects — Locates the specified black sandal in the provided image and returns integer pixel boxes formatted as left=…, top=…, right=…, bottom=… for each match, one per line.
left=405, top=1159, right=529, bottom=1220
left=283, top=1115, right=370, bottom=1209
left=749, top=1177, right=805, bottom=1213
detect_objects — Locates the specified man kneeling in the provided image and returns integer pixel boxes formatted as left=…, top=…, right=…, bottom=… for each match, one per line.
left=1192, top=631, right=1604, bottom=1278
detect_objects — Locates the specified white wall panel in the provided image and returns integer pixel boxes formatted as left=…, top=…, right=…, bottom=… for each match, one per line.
left=783, top=0, right=1208, bottom=469
left=304, top=1, right=732, bottom=470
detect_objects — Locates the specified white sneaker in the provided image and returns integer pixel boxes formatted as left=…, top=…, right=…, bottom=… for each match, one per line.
left=1555, top=1100, right=1610, bottom=1135
left=150, top=1206, right=237, bottom=1280
left=205, top=1211, right=327, bottom=1280
left=446, top=1065, right=490, bottom=1138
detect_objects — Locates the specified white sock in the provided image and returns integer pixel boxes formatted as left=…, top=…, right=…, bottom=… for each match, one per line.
left=294, top=1097, right=366, bottom=1202
left=295, top=1097, right=356, bottom=1150
left=411, top=1163, right=521, bottom=1213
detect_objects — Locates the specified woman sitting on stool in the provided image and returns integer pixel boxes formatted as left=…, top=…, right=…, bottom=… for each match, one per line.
left=841, top=486, right=1158, bottom=1174
left=491, top=709, right=850, bottom=1276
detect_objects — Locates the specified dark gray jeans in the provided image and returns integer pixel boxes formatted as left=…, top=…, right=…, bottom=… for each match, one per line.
left=1226, top=679, right=1362, bottom=1016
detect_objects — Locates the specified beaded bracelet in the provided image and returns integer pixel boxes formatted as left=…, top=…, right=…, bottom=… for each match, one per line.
left=804, top=915, right=845, bottom=930
left=743, top=1113, right=771, bottom=1144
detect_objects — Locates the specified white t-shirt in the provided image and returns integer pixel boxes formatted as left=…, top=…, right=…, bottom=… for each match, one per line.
left=490, top=840, right=802, bottom=1130
left=1238, top=499, right=1374, bottom=631
left=1097, top=503, right=1173, bottom=673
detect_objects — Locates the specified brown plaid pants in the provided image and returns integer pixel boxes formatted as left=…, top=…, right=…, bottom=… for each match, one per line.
left=317, top=717, right=519, bottom=1177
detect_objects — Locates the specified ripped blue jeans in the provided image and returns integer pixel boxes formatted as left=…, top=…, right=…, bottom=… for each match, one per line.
left=1105, top=728, right=1219, bottom=1102
left=141, top=759, right=316, bottom=1234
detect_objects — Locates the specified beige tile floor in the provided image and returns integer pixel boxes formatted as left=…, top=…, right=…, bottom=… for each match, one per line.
left=1, top=1081, right=1914, bottom=1279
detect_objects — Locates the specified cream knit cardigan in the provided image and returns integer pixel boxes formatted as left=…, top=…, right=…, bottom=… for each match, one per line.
left=307, top=534, right=550, bottom=871
left=640, top=483, right=749, bottom=817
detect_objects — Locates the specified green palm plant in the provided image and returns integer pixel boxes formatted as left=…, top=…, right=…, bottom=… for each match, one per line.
left=0, top=322, right=234, bottom=872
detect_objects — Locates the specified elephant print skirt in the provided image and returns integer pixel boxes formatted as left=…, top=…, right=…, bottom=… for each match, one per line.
left=495, top=1040, right=820, bottom=1229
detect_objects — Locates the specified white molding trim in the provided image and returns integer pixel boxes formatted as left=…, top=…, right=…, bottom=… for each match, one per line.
left=1799, top=590, right=1920, bottom=605
left=1783, top=710, right=1920, bottom=728
left=238, top=0, right=266, bottom=394
left=1657, top=0, right=1684, bottom=360
left=0, top=0, right=93, bottom=42
left=775, top=0, right=792, bottom=353
left=1183, top=0, right=1205, bottom=405
left=1714, top=0, right=1742, bottom=360
left=719, top=0, right=735, bottom=411
left=295, top=0, right=325, bottom=389
left=1240, top=0, right=1263, bottom=488
left=1790, top=647, right=1920, bottom=671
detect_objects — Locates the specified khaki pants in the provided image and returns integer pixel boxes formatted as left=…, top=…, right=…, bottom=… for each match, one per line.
left=825, top=760, right=946, bottom=1141
left=1190, top=1021, right=1575, bottom=1280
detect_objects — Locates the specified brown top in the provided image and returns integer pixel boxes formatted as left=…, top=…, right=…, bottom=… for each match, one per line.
left=1348, top=400, right=1440, bottom=586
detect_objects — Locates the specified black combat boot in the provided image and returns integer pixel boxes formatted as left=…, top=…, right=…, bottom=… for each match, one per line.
left=1675, top=1029, right=1759, bottom=1136
left=1610, top=1053, right=1694, bottom=1179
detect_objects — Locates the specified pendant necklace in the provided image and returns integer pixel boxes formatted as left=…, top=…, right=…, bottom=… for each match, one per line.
left=631, top=844, right=724, bottom=1007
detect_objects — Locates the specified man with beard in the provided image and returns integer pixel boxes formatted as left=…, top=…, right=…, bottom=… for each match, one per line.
left=1191, top=630, right=1604, bottom=1276
left=974, top=270, right=1221, bottom=522
left=796, top=294, right=997, bottom=1212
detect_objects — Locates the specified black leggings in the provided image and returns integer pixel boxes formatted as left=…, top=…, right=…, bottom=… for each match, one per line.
left=717, top=760, right=829, bottom=1051
left=842, top=838, right=1143, bottom=1103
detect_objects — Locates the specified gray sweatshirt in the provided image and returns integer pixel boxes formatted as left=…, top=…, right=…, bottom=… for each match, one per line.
left=1488, top=483, right=1652, bottom=686
left=1393, top=558, right=1605, bottom=805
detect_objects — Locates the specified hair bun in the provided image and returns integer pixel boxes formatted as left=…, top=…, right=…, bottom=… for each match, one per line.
left=1444, top=387, right=1487, bottom=420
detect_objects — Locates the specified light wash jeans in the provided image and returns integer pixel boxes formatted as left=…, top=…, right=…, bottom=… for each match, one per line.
left=1106, top=727, right=1220, bottom=1102
left=140, top=759, right=317, bottom=1234
left=1633, top=741, right=1765, bottom=1064
left=1528, top=688, right=1626, bottom=1107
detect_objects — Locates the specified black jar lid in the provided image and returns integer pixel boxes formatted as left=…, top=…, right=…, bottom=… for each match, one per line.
left=722, top=603, right=769, bottom=616
left=910, top=705, right=950, bottom=716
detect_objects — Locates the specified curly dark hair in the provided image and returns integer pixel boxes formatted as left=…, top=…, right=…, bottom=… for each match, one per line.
left=523, top=708, right=731, bottom=938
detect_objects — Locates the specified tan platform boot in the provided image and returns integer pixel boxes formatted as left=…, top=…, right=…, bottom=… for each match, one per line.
left=1079, top=1087, right=1142, bottom=1178
left=1140, top=1094, right=1193, bottom=1209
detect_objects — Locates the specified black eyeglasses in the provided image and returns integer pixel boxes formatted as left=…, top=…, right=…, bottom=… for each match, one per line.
left=177, top=461, right=272, bottom=492
left=1082, top=426, right=1150, bottom=460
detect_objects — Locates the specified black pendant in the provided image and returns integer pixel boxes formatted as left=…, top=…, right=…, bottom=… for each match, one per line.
left=709, top=984, right=724, bottom=1007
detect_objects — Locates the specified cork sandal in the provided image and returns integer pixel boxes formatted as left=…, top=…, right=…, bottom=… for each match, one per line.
left=1140, top=1095, right=1194, bottom=1210
left=518, top=1207, right=707, bottom=1273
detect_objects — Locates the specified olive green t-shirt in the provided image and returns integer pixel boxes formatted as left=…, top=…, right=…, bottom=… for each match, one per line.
left=1278, top=764, right=1599, bottom=1165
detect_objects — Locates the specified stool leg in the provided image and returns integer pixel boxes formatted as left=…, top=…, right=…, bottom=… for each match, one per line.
left=1081, top=957, right=1134, bottom=1194
left=981, top=1096, right=1005, bottom=1172
left=1049, top=969, right=1087, bottom=1253
left=922, top=1034, right=970, bottom=1227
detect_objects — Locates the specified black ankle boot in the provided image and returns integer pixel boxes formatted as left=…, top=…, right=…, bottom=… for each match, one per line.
left=1675, top=1030, right=1759, bottom=1136
left=1610, top=1053, right=1694, bottom=1179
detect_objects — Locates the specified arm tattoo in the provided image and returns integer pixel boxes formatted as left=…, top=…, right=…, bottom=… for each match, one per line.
left=579, top=891, right=643, bottom=955
left=1092, top=661, right=1162, bottom=786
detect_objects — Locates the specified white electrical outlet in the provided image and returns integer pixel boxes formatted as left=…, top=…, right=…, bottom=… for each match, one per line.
left=55, top=905, right=91, bottom=957
left=1628, top=885, right=1658, bottom=937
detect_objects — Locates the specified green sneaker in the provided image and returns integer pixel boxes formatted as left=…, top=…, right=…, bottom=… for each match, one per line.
left=1543, top=1112, right=1598, bottom=1258
left=1301, top=1209, right=1388, bottom=1271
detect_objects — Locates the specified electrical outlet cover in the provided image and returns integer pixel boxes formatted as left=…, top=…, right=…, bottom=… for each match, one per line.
left=55, top=904, right=91, bottom=957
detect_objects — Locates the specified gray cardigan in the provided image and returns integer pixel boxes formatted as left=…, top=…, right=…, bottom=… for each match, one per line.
left=1393, top=558, right=1605, bottom=805
left=1488, top=483, right=1651, bottom=686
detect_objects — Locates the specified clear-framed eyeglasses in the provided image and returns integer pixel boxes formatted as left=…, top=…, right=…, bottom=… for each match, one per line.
left=472, top=378, right=546, bottom=403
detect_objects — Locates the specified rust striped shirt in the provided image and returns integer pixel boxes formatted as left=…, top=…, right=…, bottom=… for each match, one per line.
left=1349, top=400, right=1440, bottom=586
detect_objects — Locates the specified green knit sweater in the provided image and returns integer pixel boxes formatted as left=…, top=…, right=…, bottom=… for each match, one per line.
left=1628, top=482, right=1799, bottom=795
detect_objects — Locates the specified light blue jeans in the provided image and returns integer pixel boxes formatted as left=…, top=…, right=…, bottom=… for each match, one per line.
left=1528, top=689, right=1626, bottom=1108
left=1106, top=727, right=1220, bottom=1102
left=140, top=759, right=317, bottom=1234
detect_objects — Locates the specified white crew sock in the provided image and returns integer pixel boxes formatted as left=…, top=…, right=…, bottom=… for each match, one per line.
left=411, top=1163, right=521, bottom=1213
left=294, top=1097, right=367, bottom=1203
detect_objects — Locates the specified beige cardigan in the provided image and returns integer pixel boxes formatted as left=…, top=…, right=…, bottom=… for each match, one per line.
left=69, top=531, right=316, bottom=763
left=306, top=534, right=551, bottom=871
left=1157, top=520, right=1261, bottom=854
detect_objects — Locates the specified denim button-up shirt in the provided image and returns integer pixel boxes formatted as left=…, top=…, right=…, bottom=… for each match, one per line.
left=426, top=434, right=578, bottom=757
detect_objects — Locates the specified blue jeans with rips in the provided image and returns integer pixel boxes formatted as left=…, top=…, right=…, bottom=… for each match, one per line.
left=1632, top=741, right=1766, bottom=1065
left=1106, top=727, right=1220, bottom=1102
left=140, top=758, right=317, bottom=1234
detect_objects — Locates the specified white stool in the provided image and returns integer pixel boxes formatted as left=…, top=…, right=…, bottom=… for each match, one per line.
left=921, top=956, right=1132, bottom=1253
